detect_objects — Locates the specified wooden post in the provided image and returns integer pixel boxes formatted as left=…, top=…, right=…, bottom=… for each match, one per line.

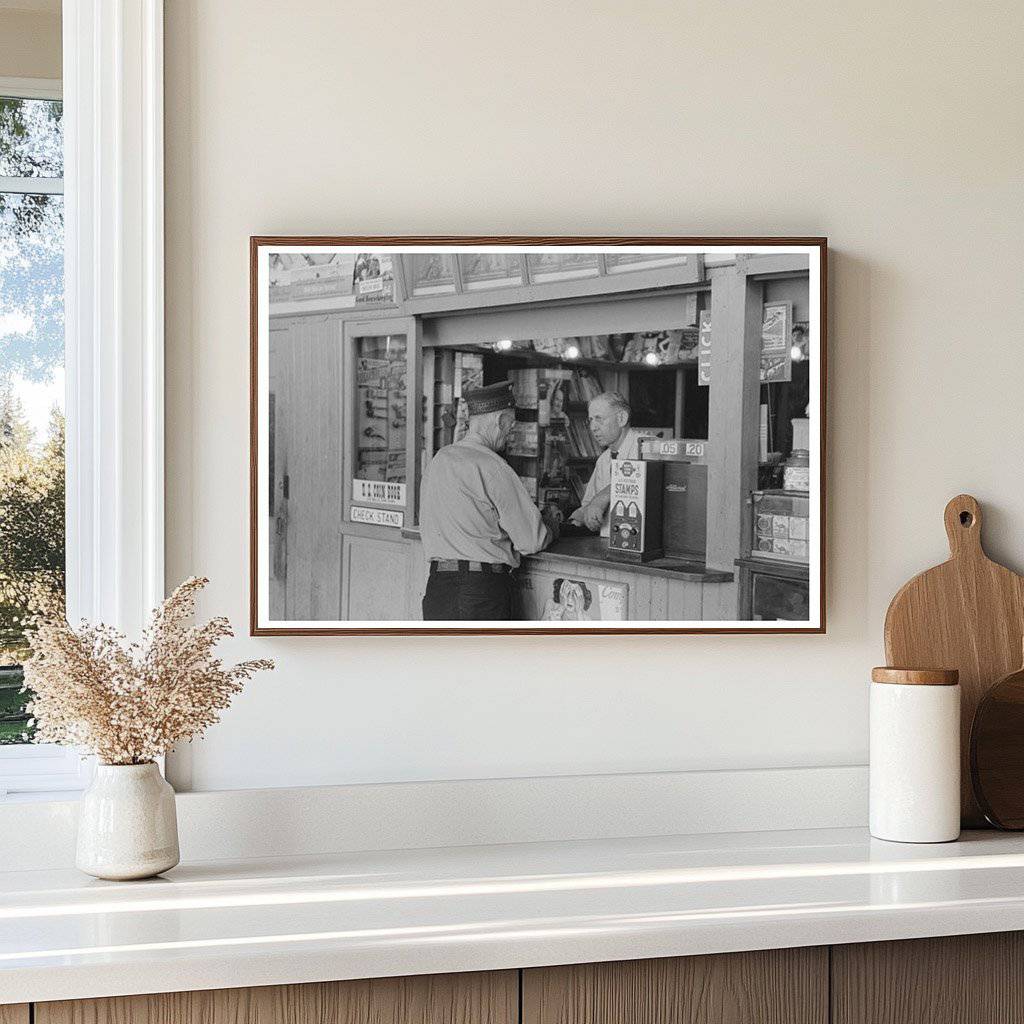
left=674, top=366, right=685, bottom=437
left=704, top=265, right=764, bottom=618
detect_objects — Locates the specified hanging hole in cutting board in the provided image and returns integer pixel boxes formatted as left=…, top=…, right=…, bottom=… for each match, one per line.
left=960, top=511, right=974, bottom=527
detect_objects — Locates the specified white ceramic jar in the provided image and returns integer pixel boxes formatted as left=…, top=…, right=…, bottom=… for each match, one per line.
left=76, top=762, right=180, bottom=880
left=870, top=667, right=960, bottom=843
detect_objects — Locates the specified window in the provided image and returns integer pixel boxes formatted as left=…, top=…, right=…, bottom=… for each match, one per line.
left=0, top=78, right=82, bottom=798
left=0, top=8, right=166, bottom=798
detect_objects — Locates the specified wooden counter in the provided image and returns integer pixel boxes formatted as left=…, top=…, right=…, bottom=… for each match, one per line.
left=518, top=536, right=732, bottom=621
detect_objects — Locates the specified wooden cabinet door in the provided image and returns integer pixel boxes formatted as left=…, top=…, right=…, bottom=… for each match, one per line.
left=36, top=971, right=517, bottom=1024
left=833, top=932, right=1024, bottom=1024
left=523, top=949, right=827, bottom=1024
left=0, top=1007, right=29, bottom=1024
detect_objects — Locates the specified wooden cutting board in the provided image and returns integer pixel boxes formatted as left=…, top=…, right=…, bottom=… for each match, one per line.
left=884, top=494, right=1024, bottom=827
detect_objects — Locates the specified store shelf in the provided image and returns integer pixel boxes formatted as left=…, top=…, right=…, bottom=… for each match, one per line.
left=490, top=347, right=698, bottom=373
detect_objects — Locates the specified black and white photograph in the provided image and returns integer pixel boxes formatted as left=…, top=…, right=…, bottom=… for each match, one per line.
left=251, top=239, right=825, bottom=633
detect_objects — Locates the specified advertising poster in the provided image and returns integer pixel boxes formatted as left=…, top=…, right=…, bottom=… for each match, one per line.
left=459, top=253, right=523, bottom=290
left=517, top=570, right=629, bottom=621
left=411, top=253, right=457, bottom=294
left=526, top=253, right=600, bottom=282
left=353, top=253, right=395, bottom=305
left=269, top=253, right=355, bottom=303
left=760, top=301, right=792, bottom=383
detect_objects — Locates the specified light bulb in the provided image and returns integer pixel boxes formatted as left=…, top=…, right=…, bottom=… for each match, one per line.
left=644, top=352, right=659, bottom=366
left=565, top=345, right=580, bottom=359
left=790, top=344, right=804, bottom=362
left=495, top=338, right=513, bottom=352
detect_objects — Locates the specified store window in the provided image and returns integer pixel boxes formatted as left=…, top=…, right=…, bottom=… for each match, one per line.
left=0, top=89, right=65, bottom=759
left=420, top=324, right=709, bottom=526
left=355, top=334, right=408, bottom=487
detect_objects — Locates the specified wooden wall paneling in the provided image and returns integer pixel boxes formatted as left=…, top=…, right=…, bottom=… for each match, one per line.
left=291, top=315, right=310, bottom=617
left=300, top=314, right=343, bottom=620
left=626, top=572, right=651, bottom=620
left=267, top=318, right=290, bottom=620
left=0, top=1006, right=29, bottom=1024
left=273, top=312, right=344, bottom=621
left=647, top=576, right=669, bottom=620
left=343, top=534, right=414, bottom=621
left=699, top=580, right=736, bottom=621
left=405, top=531, right=428, bottom=618
left=36, top=970, right=518, bottom=1024
left=667, top=578, right=703, bottom=620
left=833, top=932, right=1024, bottom=1024
left=522, top=949, right=828, bottom=1024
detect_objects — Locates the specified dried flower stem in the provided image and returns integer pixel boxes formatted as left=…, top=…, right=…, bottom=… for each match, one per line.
left=22, top=577, right=273, bottom=765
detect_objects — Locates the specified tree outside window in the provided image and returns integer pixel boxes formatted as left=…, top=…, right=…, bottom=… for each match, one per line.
left=0, top=93, right=65, bottom=745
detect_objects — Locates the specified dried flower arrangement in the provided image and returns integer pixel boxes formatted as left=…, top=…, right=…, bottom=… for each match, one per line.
left=22, top=577, right=273, bottom=765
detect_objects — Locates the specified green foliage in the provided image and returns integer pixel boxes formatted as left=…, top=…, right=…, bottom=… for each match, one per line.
left=0, top=665, right=31, bottom=744
left=0, top=389, right=65, bottom=742
left=1, top=96, right=65, bottom=742
left=0, top=96, right=62, bottom=177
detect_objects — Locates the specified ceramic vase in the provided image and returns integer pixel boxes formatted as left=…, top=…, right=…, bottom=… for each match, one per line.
left=76, top=762, right=180, bottom=880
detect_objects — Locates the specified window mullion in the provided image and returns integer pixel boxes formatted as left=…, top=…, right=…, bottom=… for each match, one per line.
left=0, top=176, right=64, bottom=195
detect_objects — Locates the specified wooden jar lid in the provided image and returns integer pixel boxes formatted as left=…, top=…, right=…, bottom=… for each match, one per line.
left=871, top=667, right=960, bottom=686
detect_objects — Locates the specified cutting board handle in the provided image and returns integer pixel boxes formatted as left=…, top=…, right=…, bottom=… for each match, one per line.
left=944, top=493, right=983, bottom=559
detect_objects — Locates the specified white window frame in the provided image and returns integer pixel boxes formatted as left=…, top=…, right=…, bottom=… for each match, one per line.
left=0, top=74, right=77, bottom=798
left=0, top=1, right=164, bottom=800
left=0, top=77, right=63, bottom=189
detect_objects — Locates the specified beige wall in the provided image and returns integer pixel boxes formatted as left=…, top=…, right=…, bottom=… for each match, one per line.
left=0, top=5, right=60, bottom=80
left=164, top=0, right=1024, bottom=791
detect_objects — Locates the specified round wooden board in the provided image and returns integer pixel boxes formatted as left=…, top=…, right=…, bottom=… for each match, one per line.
left=971, top=665, right=1024, bottom=829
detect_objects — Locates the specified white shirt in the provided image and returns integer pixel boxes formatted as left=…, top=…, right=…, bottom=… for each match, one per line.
left=420, top=438, right=550, bottom=567
left=580, top=428, right=645, bottom=537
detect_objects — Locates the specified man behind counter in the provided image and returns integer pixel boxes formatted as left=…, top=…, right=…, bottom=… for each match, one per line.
left=569, top=392, right=646, bottom=537
left=419, top=380, right=559, bottom=621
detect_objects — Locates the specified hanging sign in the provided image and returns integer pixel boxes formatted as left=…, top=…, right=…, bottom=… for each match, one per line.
left=351, top=505, right=404, bottom=528
left=643, top=438, right=710, bottom=462
left=352, top=478, right=406, bottom=507
left=698, top=311, right=712, bottom=386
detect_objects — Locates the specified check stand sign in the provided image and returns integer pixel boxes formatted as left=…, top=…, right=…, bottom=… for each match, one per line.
left=351, top=505, right=404, bottom=528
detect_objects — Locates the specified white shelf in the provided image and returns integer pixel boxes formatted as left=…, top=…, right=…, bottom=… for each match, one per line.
left=5, top=826, right=1024, bottom=1004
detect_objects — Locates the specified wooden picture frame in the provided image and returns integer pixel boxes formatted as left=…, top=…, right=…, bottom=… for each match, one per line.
left=250, top=236, right=827, bottom=635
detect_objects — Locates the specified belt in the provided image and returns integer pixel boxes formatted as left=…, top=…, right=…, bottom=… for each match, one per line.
left=429, top=559, right=512, bottom=574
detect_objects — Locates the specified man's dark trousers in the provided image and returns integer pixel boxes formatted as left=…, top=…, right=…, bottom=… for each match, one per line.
left=422, top=570, right=513, bottom=620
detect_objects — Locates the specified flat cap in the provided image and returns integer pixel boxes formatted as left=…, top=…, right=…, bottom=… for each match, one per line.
left=464, top=380, right=515, bottom=415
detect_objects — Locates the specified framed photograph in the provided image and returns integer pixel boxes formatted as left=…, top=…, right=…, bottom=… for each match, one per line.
left=250, top=236, right=827, bottom=635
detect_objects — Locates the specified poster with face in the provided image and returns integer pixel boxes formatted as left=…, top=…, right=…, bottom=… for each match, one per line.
left=515, top=570, right=628, bottom=621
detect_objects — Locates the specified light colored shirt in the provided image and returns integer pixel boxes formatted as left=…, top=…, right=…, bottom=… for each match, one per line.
left=420, top=438, right=551, bottom=567
left=581, top=428, right=645, bottom=537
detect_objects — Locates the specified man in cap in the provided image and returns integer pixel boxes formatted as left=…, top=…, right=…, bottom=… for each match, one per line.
left=419, top=380, right=559, bottom=620
left=569, top=392, right=646, bottom=537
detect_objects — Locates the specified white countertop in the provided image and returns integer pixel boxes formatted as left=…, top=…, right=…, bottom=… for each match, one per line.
left=5, top=826, right=1024, bottom=1004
